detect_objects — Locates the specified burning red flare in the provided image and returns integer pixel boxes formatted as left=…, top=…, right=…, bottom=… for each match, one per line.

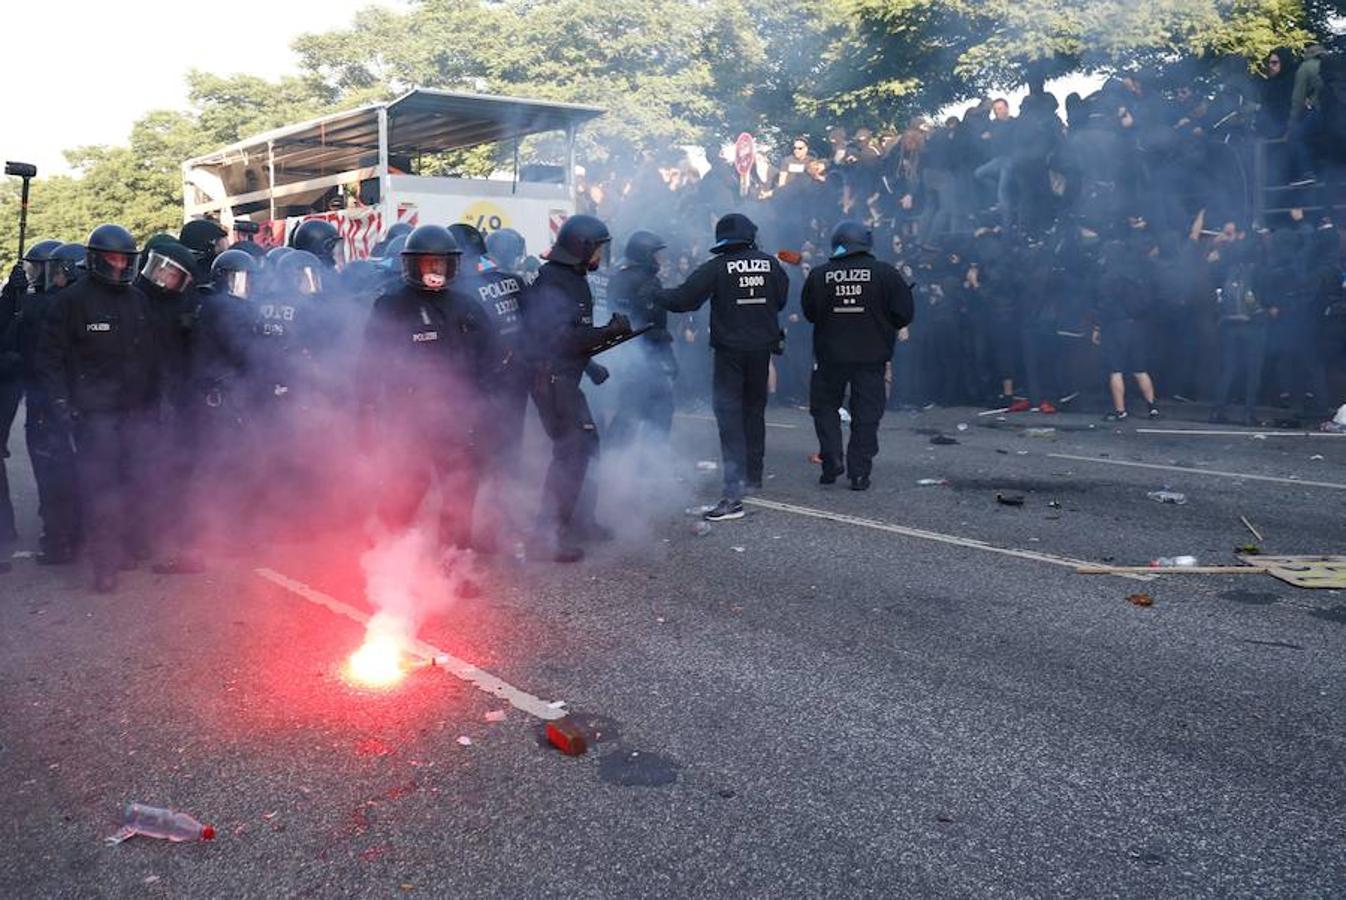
left=346, top=633, right=407, bottom=689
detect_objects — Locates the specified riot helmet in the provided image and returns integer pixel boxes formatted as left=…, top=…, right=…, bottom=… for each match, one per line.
left=274, top=249, right=325, bottom=296
left=21, top=239, right=61, bottom=292
left=546, top=214, right=610, bottom=270
left=830, top=220, right=873, bottom=259
left=229, top=240, right=267, bottom=261
left=710, top=213, right=758, bottom=253
left=85, top=224, right=139, bottom=286
left=290, top=219, right=344, bottom=268
left=485, top=228, right=526, bottom=272
left=264, top=246, right=294, bottom=267
left=179, top=219, right=229, bottom=271
left=621, top=230, right=667, bottom=271
left=139, top=240, right=197, bottom=295
left=46, top=243, right=86, bottom=292
left=447, top=223, right=489, bottom=262
left=211, top=249, right=260, bottom=300
left=400, top=225, right=461, bottom=291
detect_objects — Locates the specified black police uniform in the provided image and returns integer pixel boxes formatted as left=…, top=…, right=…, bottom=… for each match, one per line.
left=802, top=250, right=914, bottom=484
left=607, top=257, right=676, bottom=444
left=656, top=221, right=788, bottom=500
left=36, top=277, right=161, bottom=579
left=522, top=261, right=619, bottom=548
left=457, top=263, right=529, bottom=467
left=0, top=264, right=29, bottom=546
left=358, top=282, right=494, bottom=543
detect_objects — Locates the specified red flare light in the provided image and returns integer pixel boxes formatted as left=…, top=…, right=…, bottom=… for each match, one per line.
left=346, top=633, right=407, bottom=689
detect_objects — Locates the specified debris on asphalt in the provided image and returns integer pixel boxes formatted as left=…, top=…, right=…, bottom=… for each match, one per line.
left=485, top=710, right=507, bottom=723
left=1236, top=544, right=1262, bottom=555
left=685, top=504, right=715, bottom=516
left=1047, top=500, right=1062, bottom=509
left=1240, top=515, right=1264, bottom=543
left=456, top=736, right=473, bottom=747
left=995, top=449, right=1009, bottom=455
left=1146, top=489, right=1188, bottom=505
left=696, top=460, right=719, bottom=471
left=105, top=803, right=215, bottom=845
left=731, top=546, right=746, bottom=553
left=1128, top=593, right=1155, bottom=607
left=1150, top=556, right=1198, bottom=567
left=1023, top=427, right=1056, bottom=437
left=546, top=719, right=588, bottom=756
left=930, top=435, right=959, bottom=445
left=995, top=493, right=1025, bottom=506
left=916, top=478, right=950, bottom=486
left=691, top=521, right=712, bottom=537
left=1311, top=454, right=1325, bottom=461
left=978, top=408, right=1008, bottom=417
left=956, top=423, right=969, bottom=431
left=1252, top=433, right=1268, bottom=441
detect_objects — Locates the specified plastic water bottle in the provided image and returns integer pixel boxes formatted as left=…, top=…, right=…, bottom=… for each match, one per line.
left=1146, top=490, right=1188, bottom=505
left=107, top=803, right=215, bottom=844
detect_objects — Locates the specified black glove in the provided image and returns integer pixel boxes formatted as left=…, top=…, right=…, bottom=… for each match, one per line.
left=602, top=314, right=632, bottom=338
left=3, top=264, right=27, bottom=299
left=585, top=361, right=610, bottom=385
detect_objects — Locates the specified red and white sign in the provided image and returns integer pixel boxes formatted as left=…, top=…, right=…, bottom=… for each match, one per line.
left=256, top=205, right=419, bottom=261
left=734, top=133, right=756, bottom=177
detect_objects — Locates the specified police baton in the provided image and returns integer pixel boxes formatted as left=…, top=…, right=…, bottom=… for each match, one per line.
left=587, top=323, right=653, bottom=357
left=5, top=161, right=37, bottom=260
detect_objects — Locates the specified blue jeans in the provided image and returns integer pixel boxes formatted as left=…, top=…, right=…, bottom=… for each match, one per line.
left=974, top=156, right=1013, bottom=226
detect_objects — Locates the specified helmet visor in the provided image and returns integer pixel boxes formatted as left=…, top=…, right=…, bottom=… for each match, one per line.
left=21, top=260, right=42, bottom=290
left=402, top=254, right=458, bottom=291
left=88, top=249, right=138, bottom=286
left=293, top=265, right=323, bottom=296
left=222, top=269, right=252, bottom=300
left=140, top=251, right=194, bottom=294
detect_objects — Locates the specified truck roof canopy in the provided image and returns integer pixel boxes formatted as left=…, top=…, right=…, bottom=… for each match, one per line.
left=185, top=88, right=605, bottom=174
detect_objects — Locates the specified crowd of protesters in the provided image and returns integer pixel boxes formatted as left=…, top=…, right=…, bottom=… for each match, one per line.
left=577, top=49, right=1346, bottom=424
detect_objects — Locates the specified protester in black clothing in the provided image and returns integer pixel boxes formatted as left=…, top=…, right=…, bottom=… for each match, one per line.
left=37, top=225, right=161, bottom=593
left=1093, top=239, right=1161, bottom=421
left=656, top=213, right=788, bottom=520
left=802, top=222, right=914, bottom=490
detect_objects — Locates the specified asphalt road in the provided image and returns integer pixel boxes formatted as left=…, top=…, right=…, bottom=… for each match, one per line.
left=2, top=399, right=1346, bottom=898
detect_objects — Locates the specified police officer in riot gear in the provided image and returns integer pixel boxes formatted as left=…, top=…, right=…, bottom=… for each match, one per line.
left=358, top=225, right=494, bottom=548
left=12, top=242, right=84, bottom=564
left=37, top=225, right=161, bottom=592
left=608, top=230, right=677, bottom=445
left=290, top=219, right=344, bottom=269
left=522, top=214, right=630, bottom=562
left=802, top=221, right=914, bottom=491
left=656, top=213, right=788, bottom=521
left=486, top=228, right=528, bottom=280
left=447, top=224, right=529, bottom=551
left=179, top=219, right=229, bottom=280
left=1, top=240, right=63, bottom=555
left=155, top=249, right=262, bottom=575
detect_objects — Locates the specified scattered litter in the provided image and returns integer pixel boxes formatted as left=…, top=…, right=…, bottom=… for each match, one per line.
left=730, top=546, right=746, bottom=553
left=930, top=435, right=959, bottom=446
left=1150, top=556, right=1198, bottom=568
left=1016, top=450, right=1028, bottom=455
left=995, top=493, right=1025, bottom=506
left=1047, top=500, right=1062, bottom=509
left=916, top=478, right=950, bottom=486
left=1146, top=489, right=1188, bottom=505
left=691, top=521, right=712, bottom=537
left=262, top=811, right=278, bottom=820
left=956, top=423, right=969, bottom=432
left=1310, top=454, right=1325, bottom=461
left=839, top=408, right=852, bottom=424
left=485, top=710, right=507, bottom=723
left=685, top=504, right=715, bottom=516
left=1252, top=433, right=1268, bottom=441
left=978, top=408, right=1008, bottom=417
left=456, top=736, right=473, bottom=747
left=105, top=803, right=214, bottom=845
left=995, top=449, right=1009, bottom=455
left=696, top=460, right=719, bottom=471
left=1128, top=593, right=1155, bottom=607
left=655, top=617, right=666, bottom=624
left=143, top=876, right=161, bottom=885
left=1023, top=427, right=1056, bottom=437
left=1239, top=515, right=1264, bottom=543
left=548, top=700, right=567, bottom=709
left=1236, top=544, right=1262, bottom=555
left=546, top=719, right=588, bottom=756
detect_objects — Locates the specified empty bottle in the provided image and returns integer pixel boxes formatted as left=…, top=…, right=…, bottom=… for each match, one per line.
left=1149, top=556, right=1198, bottom=568
left=107, top=803, right=215, bottom=844
left=1146, top=490, right=1187, bottom=505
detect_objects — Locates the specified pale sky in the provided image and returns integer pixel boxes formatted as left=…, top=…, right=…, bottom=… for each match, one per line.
left=2, top=1, right=406, bottom=177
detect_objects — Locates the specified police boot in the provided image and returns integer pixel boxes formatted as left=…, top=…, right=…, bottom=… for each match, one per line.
left=850, top=475, right=872, bottom=492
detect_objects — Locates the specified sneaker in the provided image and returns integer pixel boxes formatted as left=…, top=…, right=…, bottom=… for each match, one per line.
left=1148, top=404, right=1161, bottom=419
left=1007, top=398, right=1032, bottom=413
left=703, top=499, right=745, bottom=521
left=849, top=476, right=871, bottom=491
left=1103, top=410, right=1128, bottom=422
left=819, top=466, right=844, bottom=486
left=1037, top=401, right=1058, bottom=415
